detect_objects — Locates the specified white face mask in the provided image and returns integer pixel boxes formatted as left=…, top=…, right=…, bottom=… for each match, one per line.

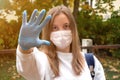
left=50, top=30, right=72, bottom=49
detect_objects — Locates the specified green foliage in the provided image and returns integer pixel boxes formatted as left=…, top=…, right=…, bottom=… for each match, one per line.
left=107, top=10, right=120, bottom=44
left=77, top=4, right=120, bottom=45
left=95, top=0, right=115, bottom=13
left=77, top=8, right=107, bottom=44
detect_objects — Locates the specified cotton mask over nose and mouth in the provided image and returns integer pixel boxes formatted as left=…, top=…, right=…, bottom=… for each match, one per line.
left=50, top=30, right=72, bottom=49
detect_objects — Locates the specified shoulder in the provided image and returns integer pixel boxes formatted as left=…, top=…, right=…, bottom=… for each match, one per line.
left=80, top=52, right=86, bottom=57
left=93, top=55, right=103, bottom=68
left=81, top=52, right=102, bottom=69
left=81, top=51, right=98, bottom=62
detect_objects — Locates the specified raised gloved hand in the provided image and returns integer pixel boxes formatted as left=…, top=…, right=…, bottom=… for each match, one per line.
left=18, top=9, right=51, bottom=50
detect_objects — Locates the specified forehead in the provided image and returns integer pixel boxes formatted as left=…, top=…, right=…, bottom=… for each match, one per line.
left=53, top=13, right=70, bottom=25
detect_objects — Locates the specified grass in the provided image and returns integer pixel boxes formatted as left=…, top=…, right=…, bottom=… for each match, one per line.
left=100, top=56, right=120, bottom=80
left=0, top=54, right=24, bottom=80
left=0, top=54, right=120, bottom=80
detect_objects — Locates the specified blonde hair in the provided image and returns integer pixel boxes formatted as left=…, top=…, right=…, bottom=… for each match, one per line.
left=40, top=5, right=85, bottom=77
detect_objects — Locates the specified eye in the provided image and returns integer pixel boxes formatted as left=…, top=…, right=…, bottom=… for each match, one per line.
left=52, top=25, right=58, bottom=31
left=63, top=23, right=70, bottom=30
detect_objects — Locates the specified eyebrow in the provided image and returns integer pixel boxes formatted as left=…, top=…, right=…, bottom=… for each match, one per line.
left=64, top=23, right=70, bottom=25
left=52, top=22, right=70, bottom=26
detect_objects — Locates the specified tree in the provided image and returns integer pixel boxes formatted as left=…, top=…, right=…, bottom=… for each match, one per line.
left=0, top=0, right=119, bottom=49
left=73, top=0, right=80, bottom=20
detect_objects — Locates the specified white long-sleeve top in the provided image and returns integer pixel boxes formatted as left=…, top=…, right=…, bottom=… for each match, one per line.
left=16, top=47, right=105, bottom=80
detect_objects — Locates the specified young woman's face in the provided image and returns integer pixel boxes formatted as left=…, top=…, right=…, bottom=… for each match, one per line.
left=50, top=13, right=72, bottom=52
left=52, top=13, right=70, bottom=32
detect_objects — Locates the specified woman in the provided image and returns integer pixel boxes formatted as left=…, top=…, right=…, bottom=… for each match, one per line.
left=17, top=5, right=105, bottom=80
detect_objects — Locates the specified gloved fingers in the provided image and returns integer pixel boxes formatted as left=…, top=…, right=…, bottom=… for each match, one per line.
left=37, top=40, right=50, bottom=46
left=28, top=9, right=38, bottom=24
left=34, top=9, right=46, bottom=25
left=37, top=15, right=51, bottom=30
left=22, top=10, right=27, bottom=25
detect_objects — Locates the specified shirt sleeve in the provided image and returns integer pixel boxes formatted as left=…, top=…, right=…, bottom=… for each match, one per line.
left=93, top=56, right=106, bottom=80
left=16, top=46, right=49, bottom=80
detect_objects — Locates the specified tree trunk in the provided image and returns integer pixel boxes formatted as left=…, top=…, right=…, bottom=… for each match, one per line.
left=90, top=0, right=93, bottom=7
left=73, top=0, right=80, bottom=21
left=63, top=0, right=68, bottom=7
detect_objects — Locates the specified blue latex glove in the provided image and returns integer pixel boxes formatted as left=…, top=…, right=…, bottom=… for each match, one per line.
left=18, top=9, right=51, bottom=50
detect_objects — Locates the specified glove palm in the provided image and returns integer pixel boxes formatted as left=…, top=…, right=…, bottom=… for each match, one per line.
left=18, top=9, right=51, bottom=50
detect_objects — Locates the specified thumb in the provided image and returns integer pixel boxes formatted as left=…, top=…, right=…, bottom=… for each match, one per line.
left=37, top=40, right=51, bottom=46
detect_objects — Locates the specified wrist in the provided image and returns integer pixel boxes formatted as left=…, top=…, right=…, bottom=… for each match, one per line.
left=19, top=45, right=33, bottom=54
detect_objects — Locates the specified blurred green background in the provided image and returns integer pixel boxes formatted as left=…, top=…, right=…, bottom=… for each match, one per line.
left=0, top=0, right=120, bottom=80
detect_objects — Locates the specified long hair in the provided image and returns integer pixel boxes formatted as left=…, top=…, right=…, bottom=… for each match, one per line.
left=40, top=5, right=85, bottom=77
